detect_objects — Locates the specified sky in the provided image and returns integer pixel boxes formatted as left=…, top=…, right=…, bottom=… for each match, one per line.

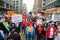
left=23, top=0, right=34, bottom=12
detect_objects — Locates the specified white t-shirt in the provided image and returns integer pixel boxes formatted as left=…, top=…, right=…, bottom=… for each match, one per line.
left=49, top=27, right=54, bottom=38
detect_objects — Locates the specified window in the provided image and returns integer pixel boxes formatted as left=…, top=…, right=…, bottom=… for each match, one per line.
left=16, top=9, right=18, bottom=11
left=0, top=1, right=4, bottom=7
left=14, top=9, right=15, bottom=11
left=6, top=3, right=9, bottom=8
left=13, top=4, right=15, bottom=5
left=43, top=3, right=45, bottom=5
left=13, top=1, right=15, bottom=3
left=16, top=1, right=18, bottom=3
left=16, top=1, right=18, bottom=5
left=10, top=5, right=13, bottom=9
left=14, top=6, right=15, bottom=8
left=16, top=6, right=18, bottom=8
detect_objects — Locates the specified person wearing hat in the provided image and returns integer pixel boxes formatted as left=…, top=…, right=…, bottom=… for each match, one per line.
left=21, top=19, right=26, bottom=34
left=25, top=24, right=35, bottom=40
left=46, top=22, right=57, bottom=40
left=37, top=24, right=42, bottom=40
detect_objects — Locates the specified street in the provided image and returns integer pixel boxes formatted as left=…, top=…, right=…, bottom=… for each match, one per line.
left=0, top=0, right=60, bottom=40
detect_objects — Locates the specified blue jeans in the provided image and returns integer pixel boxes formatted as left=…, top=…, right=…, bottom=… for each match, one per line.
left=26, top=32, right=34, bottom=40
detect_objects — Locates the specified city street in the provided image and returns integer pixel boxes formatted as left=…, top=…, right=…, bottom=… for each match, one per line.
left=0, top=0, right=60, bottom=40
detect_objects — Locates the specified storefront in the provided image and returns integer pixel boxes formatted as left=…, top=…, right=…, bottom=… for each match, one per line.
left=44, top=7, right=60, bottom=21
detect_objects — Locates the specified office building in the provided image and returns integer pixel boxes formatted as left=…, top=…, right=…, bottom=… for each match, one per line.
left=12, top=0, right=23, bottom=14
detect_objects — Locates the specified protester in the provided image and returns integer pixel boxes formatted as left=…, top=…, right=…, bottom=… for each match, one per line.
left=37, top=24, right=42, bottom=40
left=8, top=21, right=12, bottom=32
left=35, top=20, right=39, bottom=35
left=46, top=22, right=57, bottom=40
left=3, top=20, right=9, bottom=32
left=6, top=31, right=21, bottom=40
left=0, top=22, right=5, bottom=40
left=21, top=19, right=26, bottom=34
left=31, top=16, right=36, bottom=27
left=27, top=19, right=33, bottom=26
left=0, top=30, right=5, bottom=40
left=42, top=19, right=48, bottom=40
left=10, top=23, right=16, bottom=32
left=26, top=24, right=35, bottom=40
left=54, top=21, right=59, bottom=29
left=6, top=21, right=21, bottom=40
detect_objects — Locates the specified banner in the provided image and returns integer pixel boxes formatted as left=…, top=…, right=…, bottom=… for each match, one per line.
left=12, top=15, right=22, bottom=23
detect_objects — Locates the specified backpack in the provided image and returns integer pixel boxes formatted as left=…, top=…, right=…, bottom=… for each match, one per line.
left=28, top=26, right=32, bottom=32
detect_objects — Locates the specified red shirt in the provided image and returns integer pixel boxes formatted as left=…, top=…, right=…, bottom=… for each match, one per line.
left=38, top=28, right=42, bottom=34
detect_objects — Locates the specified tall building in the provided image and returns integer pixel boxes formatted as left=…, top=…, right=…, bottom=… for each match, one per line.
left=22, top=3, right=27, bottom=13
left=12, top=0, right=23, bottom=14
left=34, top=0, right=42, bottom=13
left=0, top=0, right=14, bottom=15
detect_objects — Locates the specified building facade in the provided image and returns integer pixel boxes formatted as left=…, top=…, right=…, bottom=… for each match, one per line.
left=43, top=0, right=60, bottom=12
left=0, top=0, right=14, bottom=15
left=42, top=0, right=60, bottom=21
left=12, top=0, right=23, bottom=14
left=34, top=0, right=42, bottom=13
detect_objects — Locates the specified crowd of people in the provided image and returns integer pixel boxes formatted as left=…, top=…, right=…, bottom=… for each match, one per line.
left=0, top=16, right=21, bottom=40
left=21, top=15, right=60, bottom=40
left=0, top=14, right=60, bottom=40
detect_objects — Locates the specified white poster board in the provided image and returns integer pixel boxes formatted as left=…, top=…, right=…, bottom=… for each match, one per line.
left=12, top=15, right=22, bottom=23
